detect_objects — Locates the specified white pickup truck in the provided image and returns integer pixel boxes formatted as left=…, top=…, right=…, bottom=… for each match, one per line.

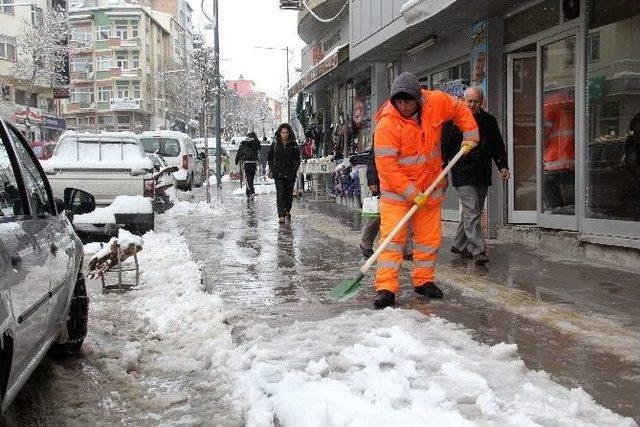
left=41, top=131, right=168, bottom=236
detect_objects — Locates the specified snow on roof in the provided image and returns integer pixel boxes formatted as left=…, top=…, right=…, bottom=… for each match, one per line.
left=58, top=130, right=138, bottom=141
left=139, top=130, right=190, bottom=139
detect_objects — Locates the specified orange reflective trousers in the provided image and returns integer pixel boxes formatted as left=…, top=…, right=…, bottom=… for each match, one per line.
left=375, top=200, right=442, bottom=294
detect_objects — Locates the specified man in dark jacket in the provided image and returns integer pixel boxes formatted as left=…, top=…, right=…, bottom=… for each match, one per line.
left=236, top=131, right=261, bottom=198
left=442, top=86, right=510, bottom=265
left=349, top=148, right=413, bottom=260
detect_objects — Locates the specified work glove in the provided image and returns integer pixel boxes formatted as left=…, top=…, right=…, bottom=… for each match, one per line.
left=413, top=193, right=429, bottom=208
left=461, top=140, right=478, bottom=154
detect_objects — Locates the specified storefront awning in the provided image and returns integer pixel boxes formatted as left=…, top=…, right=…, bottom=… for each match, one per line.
left=401, top=0, right=457, bottom=26
left=288, top=43, right=349, bottom=99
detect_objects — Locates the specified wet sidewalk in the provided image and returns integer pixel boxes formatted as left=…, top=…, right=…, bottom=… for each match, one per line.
left=178, top=184, right=640, bottom=422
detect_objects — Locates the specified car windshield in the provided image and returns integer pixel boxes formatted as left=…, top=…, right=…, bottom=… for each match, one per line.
left=140, top=138, right=181, bottom=157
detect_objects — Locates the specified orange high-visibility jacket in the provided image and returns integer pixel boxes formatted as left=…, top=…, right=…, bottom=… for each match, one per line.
left=543, top=91, right=575, bottom=171
left=374, top=89, right=479, bottom=207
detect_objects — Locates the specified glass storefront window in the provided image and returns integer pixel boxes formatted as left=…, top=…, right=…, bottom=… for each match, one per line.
left=504, top=0, right=559, bottom=45
left=585, top=1, right=640, bottom=222
left=541, top=36, right=576, bottom=216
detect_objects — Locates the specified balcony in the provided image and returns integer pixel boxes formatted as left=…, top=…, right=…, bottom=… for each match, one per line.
left=110, top=68, right=142, bottom=80
left=70, top=70, right=95, bottom=82
left=108, top=36, right=141, bottom=50
left=297, top=0, right=347, bottom=43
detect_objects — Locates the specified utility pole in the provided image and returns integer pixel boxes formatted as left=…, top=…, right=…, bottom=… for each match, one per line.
left=214, top=0, right=222, bottom=189
left=286, top=46, right=290, bottom=123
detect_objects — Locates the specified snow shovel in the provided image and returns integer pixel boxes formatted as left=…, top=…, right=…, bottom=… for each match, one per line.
left=328, top=145, right=473, bottom=301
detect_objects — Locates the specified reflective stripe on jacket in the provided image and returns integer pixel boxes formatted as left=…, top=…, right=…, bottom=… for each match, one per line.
left=374, top=89, right=479, bottom=207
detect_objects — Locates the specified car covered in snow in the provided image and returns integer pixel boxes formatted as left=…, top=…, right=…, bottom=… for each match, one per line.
left=0, top=118, right=95, bottom=414
left=41, top=131, right=161, bottom=235
left=139, top=131, right=205, bottom=191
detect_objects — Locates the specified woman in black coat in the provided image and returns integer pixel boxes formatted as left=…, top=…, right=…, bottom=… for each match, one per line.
left=267, top=123, right=301, bottom=223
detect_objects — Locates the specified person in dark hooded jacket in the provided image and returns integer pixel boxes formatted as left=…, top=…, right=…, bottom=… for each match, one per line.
left=267, top=123, right=301, bottom=223
left=236, top=131, right=261, bottom=198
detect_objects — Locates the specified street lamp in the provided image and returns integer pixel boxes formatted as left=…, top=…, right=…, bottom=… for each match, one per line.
left=253, top=46, right=293, bottom=124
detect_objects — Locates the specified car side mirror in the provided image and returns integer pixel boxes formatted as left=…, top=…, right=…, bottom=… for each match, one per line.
left=64, top=188, right=96, bottom=215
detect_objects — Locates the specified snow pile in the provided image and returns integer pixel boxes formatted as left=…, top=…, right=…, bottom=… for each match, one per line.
left=74, top=196, right=153, bottom=224
left=208, top=174, right=232, bottom=185
left=232, top=183, right=276, bottom=196
left=224, top=309, right=635, bottom=426
left=81, top=203, right=236, bottom=421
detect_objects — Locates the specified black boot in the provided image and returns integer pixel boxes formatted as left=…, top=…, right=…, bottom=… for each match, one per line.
left=451, top=247, right=473, bottom=259
left=474, top=252, right=489, bottom=266
left=374, top=290, right=395, bottom=309
left=414, top=282, right=443, bottom=299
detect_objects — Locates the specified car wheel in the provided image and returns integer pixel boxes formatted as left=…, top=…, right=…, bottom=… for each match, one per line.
left=50, top=271, right=88, bottom=356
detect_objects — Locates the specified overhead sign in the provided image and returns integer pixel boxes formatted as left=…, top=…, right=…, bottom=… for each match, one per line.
left=110, top=98, right=141, bottom=111
left=289, top=44, right=348, bottom=98
left=42, top=115, right=67, bottom=130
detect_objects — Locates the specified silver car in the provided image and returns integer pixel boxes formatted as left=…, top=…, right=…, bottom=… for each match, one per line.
left=0, top=118, right=95, bottom=414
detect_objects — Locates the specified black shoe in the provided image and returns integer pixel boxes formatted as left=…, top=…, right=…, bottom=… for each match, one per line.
left=474, top=252, right=489, bottom=266
left=451, top=247, right=473, bottom=259
left=374, top=290, right=395, bottom=309
left=360, top=244, right=374, bottom=260
left=403, top=253, right=413, bottom=261
left=414, top=282, right=444, bottom=299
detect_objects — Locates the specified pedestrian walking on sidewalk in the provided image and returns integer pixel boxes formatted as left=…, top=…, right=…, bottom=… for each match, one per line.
left=349, top=147, right=413, bottom=261
left=267, top=123, right=301, bottom=224
left=236, top=131, right=261, bottom=199
left=373, top=72, right=479, bottom=309
left=442, top=86, right=509, bottom=266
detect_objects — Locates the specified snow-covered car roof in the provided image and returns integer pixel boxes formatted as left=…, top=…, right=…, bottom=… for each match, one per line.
left=139, top=130, right=191, bottom=140
left=58, top=130, right=138, bottom=142
left=43, top=132, right=153, bottom=171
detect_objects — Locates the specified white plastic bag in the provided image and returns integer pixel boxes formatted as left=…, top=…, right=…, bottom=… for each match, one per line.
left=361, top=196, right=380, bottom=217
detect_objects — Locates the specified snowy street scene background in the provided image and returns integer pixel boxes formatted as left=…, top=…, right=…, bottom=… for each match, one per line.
left=7, top=183, right=639, bottom=426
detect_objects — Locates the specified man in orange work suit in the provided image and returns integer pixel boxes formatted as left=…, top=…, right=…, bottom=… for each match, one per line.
left=373, top=72, right=479, bottom=309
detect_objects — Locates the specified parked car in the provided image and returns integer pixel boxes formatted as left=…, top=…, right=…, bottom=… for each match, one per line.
left=41, top=131, right=158, bottom=235
left=0, top=117, right=95, bottom=415
left=193, top=138, right=229, bottom=175
left=139, top=131, right=205, bottom=191
left=30, top=141, right=56, bottom=161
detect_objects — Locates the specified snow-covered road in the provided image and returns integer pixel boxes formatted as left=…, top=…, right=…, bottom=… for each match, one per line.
left=7, top=184, right=638, bottom=426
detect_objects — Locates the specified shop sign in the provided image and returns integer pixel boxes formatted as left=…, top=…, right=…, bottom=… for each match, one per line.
left=42, top=115, right=67, bottom=130
left=470, top=19, right=488, bottom=106
left=110, top=98, right=141, bottom=111
left=13, top=108, right=43, bottom=124
left=289, top=45, right=347, bottom=98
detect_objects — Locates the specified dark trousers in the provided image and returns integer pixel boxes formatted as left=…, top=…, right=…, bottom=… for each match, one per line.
left=275, top=177, right=295, bottom=217
left=244, top=162, right=257, bottom=196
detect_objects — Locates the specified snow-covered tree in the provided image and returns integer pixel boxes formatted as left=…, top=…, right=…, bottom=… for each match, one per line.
left=13, top=7, right=71, bottom=106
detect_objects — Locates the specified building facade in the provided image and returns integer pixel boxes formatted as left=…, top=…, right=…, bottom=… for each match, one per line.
left=0, top=0, right=68, bottom=141
left=63, top=4, right=171, bottom=132
left=292, top=0, right=639, bottom=247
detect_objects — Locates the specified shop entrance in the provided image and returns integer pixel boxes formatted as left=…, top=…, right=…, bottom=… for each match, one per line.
left=507, top=52, right=537, bottom=223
